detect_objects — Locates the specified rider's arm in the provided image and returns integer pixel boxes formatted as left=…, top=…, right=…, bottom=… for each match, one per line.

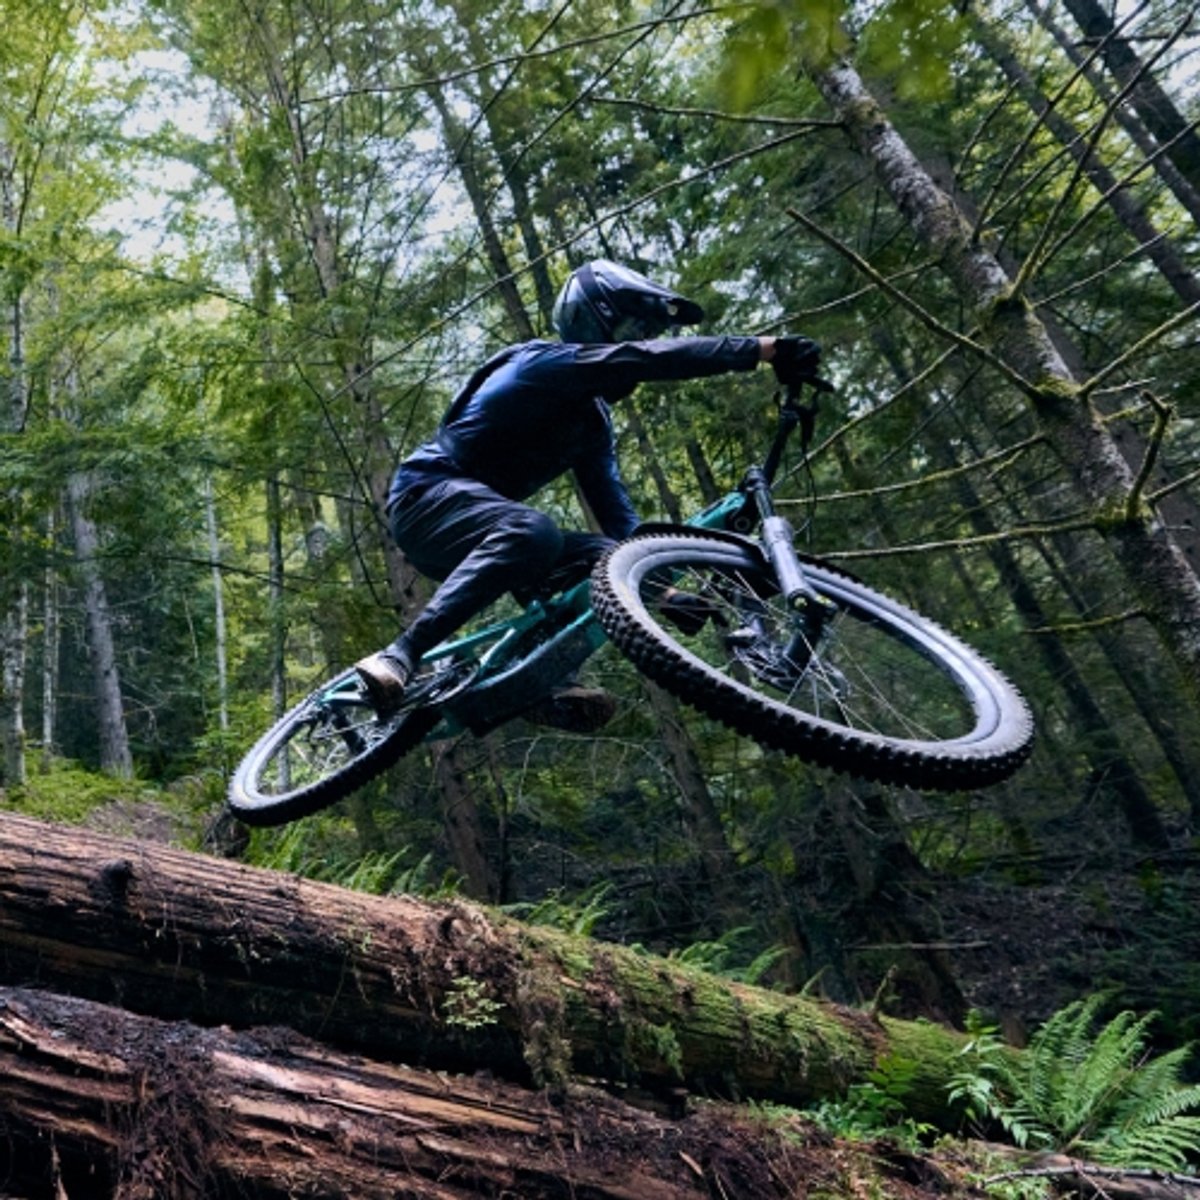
left=562, top=335, right=776, bottom=391
left=576, top=445, right=641, bottom=540
left=565, top=338, right=779, bottom=538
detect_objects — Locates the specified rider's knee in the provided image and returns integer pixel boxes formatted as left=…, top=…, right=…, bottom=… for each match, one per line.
left=505, top=509, right=563, bottom=570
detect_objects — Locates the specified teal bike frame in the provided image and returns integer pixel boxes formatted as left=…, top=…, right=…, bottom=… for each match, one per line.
left=409, top=490, right=750, bottom=739
left=395, top=381, right=826, bottom=739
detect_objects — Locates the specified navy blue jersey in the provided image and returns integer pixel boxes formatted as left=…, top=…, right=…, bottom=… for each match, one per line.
left=390, top=336, right=761, bottom=539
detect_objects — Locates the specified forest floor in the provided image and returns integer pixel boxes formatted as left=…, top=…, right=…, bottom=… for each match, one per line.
left=7, top=790, right=1194, bottom=1197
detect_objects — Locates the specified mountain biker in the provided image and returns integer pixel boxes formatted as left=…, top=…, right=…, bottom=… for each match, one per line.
left=355, top=259, right=821, bottom=717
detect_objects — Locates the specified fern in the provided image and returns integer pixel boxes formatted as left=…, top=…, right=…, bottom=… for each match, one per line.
left=950, top=996, right=1200, bottom=1170
left=503, top=882, right=614, bottom=936
left=669, top=926, right=788, bottom=984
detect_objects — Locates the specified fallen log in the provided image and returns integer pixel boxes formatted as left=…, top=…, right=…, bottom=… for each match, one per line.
left=0, top=985, right=843, bottom=1199
left=0, top=813, right=966, bottom=1122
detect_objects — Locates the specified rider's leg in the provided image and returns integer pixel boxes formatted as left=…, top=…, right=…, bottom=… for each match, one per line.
left=508, top=530, right=623, bottom=732
left=356, top=480, right=562, bottom=709
left=511, top=530, right=614, bottom=605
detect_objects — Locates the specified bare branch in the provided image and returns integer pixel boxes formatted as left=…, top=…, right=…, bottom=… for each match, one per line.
left=970, top=0, right=1148, bottom=241
left=1080, top=299, right=1200, bottom=399
left=299, top=6, right=731, bottom=102
left=819, top=515, right=1097, bottom=563
left=1034, top=233, right=1168, bottom=308
left=1148, top=462, right=1200, bottom=506
left=1011, top=6, right=1197, bottom=296
left=1125, top=390, right=1173, bottom=520
left=592, top=94, right=840, bottom=129
left=788, top=432, right=1045, bottom=504
left=982, top=1159, right=1200, bottom=1196
left=785, top=207, right=1042, bottom=400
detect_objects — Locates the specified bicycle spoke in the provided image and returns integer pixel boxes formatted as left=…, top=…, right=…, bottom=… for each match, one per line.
left=650, top=561, right=974, bottom=743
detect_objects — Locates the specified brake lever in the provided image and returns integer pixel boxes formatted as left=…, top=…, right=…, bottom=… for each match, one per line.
left=783, top=376, right=834, bottom=452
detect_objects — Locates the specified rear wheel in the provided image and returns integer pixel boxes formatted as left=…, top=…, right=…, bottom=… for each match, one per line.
left=228, top=659, right=472, bottom=826
left=592, top=533, right=1033, bottom=790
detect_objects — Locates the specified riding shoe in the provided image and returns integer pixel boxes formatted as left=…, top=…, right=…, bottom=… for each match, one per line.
left=354, top=649, right=412, bottom=713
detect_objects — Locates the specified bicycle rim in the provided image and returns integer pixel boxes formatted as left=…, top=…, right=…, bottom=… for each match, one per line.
left=228, top=661, right=470, bottom=826
left=593, top=533, right=1033, bottom=790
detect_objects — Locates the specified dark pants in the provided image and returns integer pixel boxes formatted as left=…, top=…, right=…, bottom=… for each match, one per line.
left=389, top=477, right=613, bottom=660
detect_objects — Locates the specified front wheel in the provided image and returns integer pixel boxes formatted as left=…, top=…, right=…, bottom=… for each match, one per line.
left=228, top=660, right=471, bottom=827
left=592, top=533, right=1033, bottom=791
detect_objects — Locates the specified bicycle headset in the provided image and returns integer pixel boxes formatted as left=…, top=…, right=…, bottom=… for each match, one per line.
left=552, top=259, right=705, bottom=343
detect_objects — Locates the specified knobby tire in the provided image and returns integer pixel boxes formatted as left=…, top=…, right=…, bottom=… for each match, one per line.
left=592, top=533, right=1033, bottom=791
left=228, top=666, right=450, bottom=826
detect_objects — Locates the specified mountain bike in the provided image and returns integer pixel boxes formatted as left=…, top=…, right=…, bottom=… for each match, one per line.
left=228, top=379, right=1034, bottom=827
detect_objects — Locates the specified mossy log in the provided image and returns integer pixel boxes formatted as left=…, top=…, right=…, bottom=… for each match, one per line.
left=0, top=813, right=966, bottom=1123
left=1, top=985, right=845, bottom=1199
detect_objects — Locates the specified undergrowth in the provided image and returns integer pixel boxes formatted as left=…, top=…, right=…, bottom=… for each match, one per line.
left=949, top=994, right=1200, bottom=1171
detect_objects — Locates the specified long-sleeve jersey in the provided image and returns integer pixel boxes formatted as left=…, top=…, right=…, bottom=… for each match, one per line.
left=389, top=335, right=762, bottom=540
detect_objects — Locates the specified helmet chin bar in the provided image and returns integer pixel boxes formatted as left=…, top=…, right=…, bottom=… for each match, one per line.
left=610, top=314, right=666, bottom=341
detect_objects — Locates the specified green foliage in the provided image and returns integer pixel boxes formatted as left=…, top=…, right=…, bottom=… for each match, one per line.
left=806, top=1054, right=937, bottom=1148
left=858, top=0, right=968, bottom=101
left=718, top=0, right=849, bottom=110
left=670, top=925, right=788, bottom=986
left=1, top=753, right=161, bottom=824
left=247, top=818, right=461, bottom=898
left=441, top=976, right=506, bottom=1031
left=948, top=999, right=1200, bottom=1170
left=503, top=882, right=614, bottom=937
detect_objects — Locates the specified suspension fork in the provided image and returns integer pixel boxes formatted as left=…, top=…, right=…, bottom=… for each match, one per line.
left=744, top=379, right=837, bottom=621
left=742, top=466, right=828, bottom=613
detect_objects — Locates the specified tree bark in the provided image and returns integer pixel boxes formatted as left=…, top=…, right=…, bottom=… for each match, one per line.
left=65, top=470, right=133, bottom=779
left=808, top=59, right=1200, bottom=696
left=0, top=985, right=802, bottom=1200
left=0, top=812, right=969, bottom=1125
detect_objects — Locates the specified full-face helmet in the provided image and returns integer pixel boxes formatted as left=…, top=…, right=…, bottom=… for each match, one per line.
left=551, top=259, right=704, bottom=343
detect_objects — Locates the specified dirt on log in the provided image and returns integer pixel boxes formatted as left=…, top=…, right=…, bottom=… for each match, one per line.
left=0, top=813, right=965, bottom=1123
left=1, top=985, right=972, bottom=1199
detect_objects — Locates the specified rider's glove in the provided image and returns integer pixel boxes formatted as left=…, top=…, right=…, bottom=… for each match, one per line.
left=660, top=589, right=717, bottom=637
left=771, top=335, right=822, bottom=387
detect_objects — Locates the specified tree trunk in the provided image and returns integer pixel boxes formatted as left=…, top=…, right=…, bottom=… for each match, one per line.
left=1, top=137, right=28, bottom=788
left=65, top=471, right=133, bottom=779
left=939, top=426, right=1169, bottom=848
left=1024, top=0, right=1200, bottom=226
left=971, top=5, right=1200, bottom=580
left=204, top=477, right=230, bottom=738
left=0, top=985, right=817, bottom=1200
left=40, top=507, right=60, bottom=766
left=808, top=59, right=1200, bottom=696
left=0, top=812, right=969, bottom=1125
left=971, top=9, right=1200, bottom=311
left=0, top=585, right=28, bottom=787
left=1058, top=0, right=1200, bottom=202
left=423, top=81, right=536, bottom=341
left=432, top=735, right=502, bottom=901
